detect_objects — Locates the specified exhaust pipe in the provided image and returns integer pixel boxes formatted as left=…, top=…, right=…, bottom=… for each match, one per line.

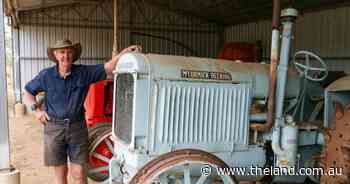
left=250, top=0, right=281, bottom=132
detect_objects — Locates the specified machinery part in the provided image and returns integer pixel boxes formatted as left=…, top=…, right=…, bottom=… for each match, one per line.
left=87, top=123, right=114, bottom=182
left=0, top=168, right=20, bottom=184
left=88, top=122, right=112, bottom=138
left=319, top=103, right=350, bottom=184
left=218, top=42, right=259, bottom=63
left=281, top=8, right=298, bottom=17
left=84, top=80, right=114, bottom=127
left=271, top=8, right=299, bottom=168
left=275, top=8, right=298, bottom=124
left=272, top=118, right=299, bottom=168
left=293, top=50, right=328, bottom=82
left=264, top=0, right=281, bottom=132
left=108, top=156, right=124, bottom=184
left=129, top=149, right=238, bottom=184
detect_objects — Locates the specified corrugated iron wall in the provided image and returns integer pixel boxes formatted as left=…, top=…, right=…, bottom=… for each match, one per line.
left=15, top=0, right=222, bottom=103
left=129, top=0, right=220, bottom=57
left=225, top=6, right=350, bottom=73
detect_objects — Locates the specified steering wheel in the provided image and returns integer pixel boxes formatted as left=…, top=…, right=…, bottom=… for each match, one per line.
left=292, top=50, right=328, bottom=82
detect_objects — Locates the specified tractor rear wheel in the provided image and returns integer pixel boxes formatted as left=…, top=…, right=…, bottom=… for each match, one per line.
left=319, top=103, right=350, bottom=184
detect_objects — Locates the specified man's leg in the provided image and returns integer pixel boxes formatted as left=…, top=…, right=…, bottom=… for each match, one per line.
left=44, top=122, right=69, bottom=184
left=70, top=163, right=88, bottom=184
left=67, top=121, right=89, bottom=184
left=53, top=165, right=68, bottom=184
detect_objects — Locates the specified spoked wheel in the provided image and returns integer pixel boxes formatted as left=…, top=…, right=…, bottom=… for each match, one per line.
left=130, top=149, right=238, bottom=184
left=87, top=123, right=114, bottom=182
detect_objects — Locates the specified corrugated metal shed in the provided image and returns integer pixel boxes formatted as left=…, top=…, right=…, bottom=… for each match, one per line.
left=8, top=0, right=349, bottom=25
left=225, top=6, right=350, bottom=73
left=5, top=0, right=350, bottom=103
left=12, top=0, right=222, bottom=104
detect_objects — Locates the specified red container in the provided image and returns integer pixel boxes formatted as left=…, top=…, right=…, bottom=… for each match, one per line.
left=218, top=42, right=260, bottom=63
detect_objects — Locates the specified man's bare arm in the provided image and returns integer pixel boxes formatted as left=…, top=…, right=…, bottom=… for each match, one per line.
left=104, top=45, right=141, bottom=76
left=24, top=90, right=38, bottom=106
left=24, top=90, right=50, bottom=124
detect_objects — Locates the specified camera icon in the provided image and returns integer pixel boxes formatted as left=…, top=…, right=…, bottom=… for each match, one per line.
left=201, top=164, right=212, bottom=176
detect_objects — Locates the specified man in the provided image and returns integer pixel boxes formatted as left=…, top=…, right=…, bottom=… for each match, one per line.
left=24, top=39, right=140, bottom=184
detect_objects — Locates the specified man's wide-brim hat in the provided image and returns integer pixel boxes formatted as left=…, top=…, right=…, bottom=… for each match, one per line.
left=47, top=39, right=82, bottom=63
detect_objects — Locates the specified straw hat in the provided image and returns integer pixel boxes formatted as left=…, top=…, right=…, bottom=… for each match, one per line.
left=47, top=39, right=82, bottom=63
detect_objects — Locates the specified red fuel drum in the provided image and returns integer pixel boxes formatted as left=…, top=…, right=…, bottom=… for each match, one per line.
left=84, top=80, right=114, bottom=127
left=218, top=42, right=261, bottom=63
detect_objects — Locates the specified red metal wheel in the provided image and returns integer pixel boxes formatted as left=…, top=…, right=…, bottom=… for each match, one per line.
left=87, top=124, right=114, bottom=182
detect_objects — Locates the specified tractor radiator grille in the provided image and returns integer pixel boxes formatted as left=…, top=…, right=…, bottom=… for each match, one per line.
left=152, top=81, right=251, bottom=152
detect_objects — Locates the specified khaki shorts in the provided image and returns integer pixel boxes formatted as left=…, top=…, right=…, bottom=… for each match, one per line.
left=43, top=120, right=88, bottom=166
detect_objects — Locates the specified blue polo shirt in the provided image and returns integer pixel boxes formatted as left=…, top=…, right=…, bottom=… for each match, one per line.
left=25, top=64, right=107, bottom=120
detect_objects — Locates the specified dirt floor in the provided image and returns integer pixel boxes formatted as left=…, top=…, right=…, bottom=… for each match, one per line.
left=6, top=66, right=98, bottom=183
left=9, top=115, right=98, bottom=184
left=9, top=114, right=54, bottom=183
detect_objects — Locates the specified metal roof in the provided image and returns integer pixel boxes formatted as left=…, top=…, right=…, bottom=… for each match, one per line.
left=145, top=0, right=350, bottom=25
left=5, top=0, right=350, bottom=25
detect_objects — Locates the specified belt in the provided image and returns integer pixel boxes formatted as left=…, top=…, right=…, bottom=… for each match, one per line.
left=49, top=117, right=84, bottom=123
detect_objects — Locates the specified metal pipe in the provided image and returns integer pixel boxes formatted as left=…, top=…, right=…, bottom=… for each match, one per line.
left=112, top=0, right=119, bottom=55
left=271, top=0, right=281, bottom=29
left=250, top=0, right=280, bottom=132
left=272, top=9, right=299, bottom=167
left=250, top=113, right=267, bottom=122
left=12, top=27, right=21, bottom=103
left=271, top=126, right=286, bottom=156
left=275, top=21, right=293, bottom=123
left=19, top=57, right=108, bottom=61
left=20, top=22, right=218, bottom=33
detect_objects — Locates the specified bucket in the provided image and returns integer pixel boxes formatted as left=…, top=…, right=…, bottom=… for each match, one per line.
left=14, top=103, right=26, bottom=117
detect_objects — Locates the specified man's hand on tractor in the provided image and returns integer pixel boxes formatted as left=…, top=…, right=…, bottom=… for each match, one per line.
left=111, top=45, right=142, bottom=62
left=120, top=45, right=142, bottom=54
left=105, top=45, right=142, bottom=76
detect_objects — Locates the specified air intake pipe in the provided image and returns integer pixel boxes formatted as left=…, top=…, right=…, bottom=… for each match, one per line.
left=271, top=8, right=299, bottom=168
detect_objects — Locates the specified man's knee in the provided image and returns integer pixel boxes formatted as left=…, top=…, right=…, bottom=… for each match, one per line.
left=70, top=163, right=86, bottom=181
left=52, top=165, right=68, bottom=184
left=53, top=165, right=68, bottom=176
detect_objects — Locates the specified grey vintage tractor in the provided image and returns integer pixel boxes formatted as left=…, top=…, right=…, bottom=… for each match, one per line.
left=102, top=7, right=348, bottom=184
